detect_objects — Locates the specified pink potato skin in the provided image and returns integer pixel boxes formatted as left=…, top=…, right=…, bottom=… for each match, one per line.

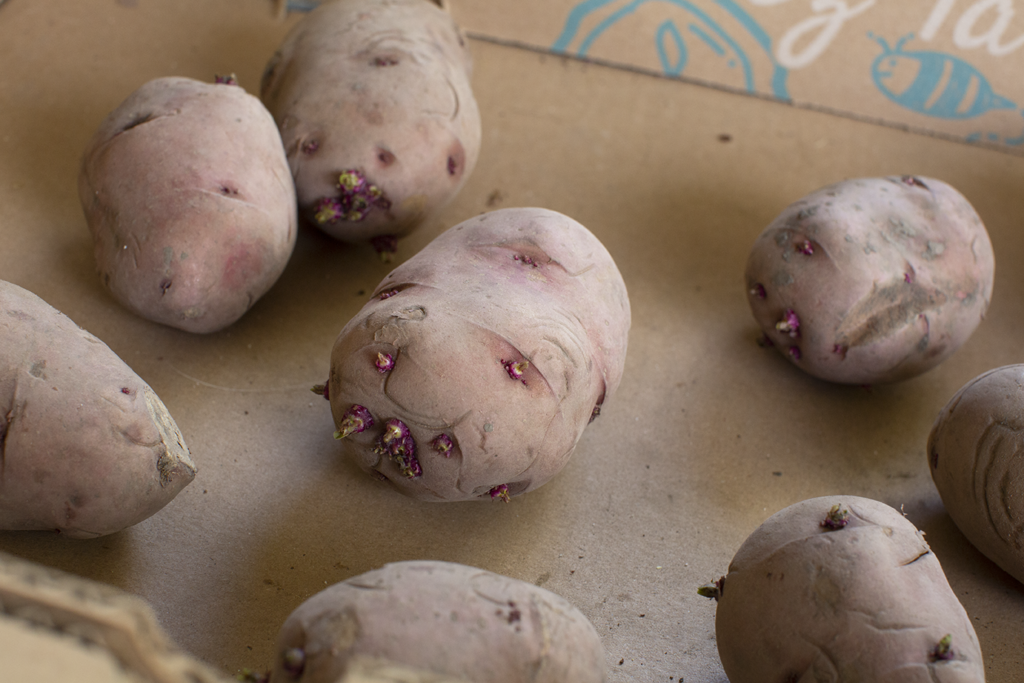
left=711, top=496, right=984, bottom=683
left=745, top=176, right=994, bottom=384
left=267, top=561, right=608, bottom=683
left=79, top=77, right=297, bottom=334
left=928, top=364, right=1024, bottom=585
left=0, top=281, right=195, bottom=538
left=327, top=208, right=630, bottom=501
left=260, top=0, right=481, bottom=248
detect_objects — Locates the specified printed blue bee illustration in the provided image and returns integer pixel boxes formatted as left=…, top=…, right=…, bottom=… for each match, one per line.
left=553, top=0, right=790, bottom=100
left=870, top=33, right=1024, bottom=145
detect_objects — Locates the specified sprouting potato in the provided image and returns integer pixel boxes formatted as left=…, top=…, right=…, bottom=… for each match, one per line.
left=745, top=176, right=994, bottom=384
left=260, top=0, right=481, bottom=259
left=322, top=208, right=630, bottom=502
left=700, top=495, right=985, bottom=682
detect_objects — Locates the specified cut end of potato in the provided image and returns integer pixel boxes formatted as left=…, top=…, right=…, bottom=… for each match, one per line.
left=143, top=386, right=196, bottom=486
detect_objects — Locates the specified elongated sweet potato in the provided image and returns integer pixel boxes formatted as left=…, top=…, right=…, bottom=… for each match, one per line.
left=0, top=281, right=195, bottom=538
left=324, top=207, right=630, bottom=501
left=928, top=364, right=1024, bottom=585
left=79, top=76, right=297, bottom=334
left=266, top=560, right=607, bottom=683
left=700, top=496, right=985, bottom=682
left=745, top=176, right=994, bottom=384
left=260, top=0, right=481, bottom=258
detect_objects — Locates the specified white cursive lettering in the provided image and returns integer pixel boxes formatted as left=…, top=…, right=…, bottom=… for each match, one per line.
left=920, top=0, right=959, bottom=40
left=776, top=0, right=877, bottom=68
left=953, top=0, right=1024, bottom=55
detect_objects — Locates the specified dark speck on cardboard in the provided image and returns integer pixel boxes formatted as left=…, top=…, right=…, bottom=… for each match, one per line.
left=718, top=134, right=732, bottom=142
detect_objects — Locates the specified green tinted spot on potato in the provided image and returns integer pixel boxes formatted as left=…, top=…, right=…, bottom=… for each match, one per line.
left=281, top=647, right=305, bottom=678
left=502, top=358, right=529, bottom=384
left=932, top=634, right=955, bottom=662
left=431, top=433, right=453, bottom=457
left=819, top=503, right=849, bottom=530
left=375, top=352, right=394, bottom=373
left=334, top=405, right=373, bottom=440
left=376, top=418, right=421, bottom=478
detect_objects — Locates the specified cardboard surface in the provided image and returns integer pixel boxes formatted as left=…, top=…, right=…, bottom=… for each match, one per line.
left=450, top=0, right=1024, bottom=152
left=1, top=1, right=1023, bottom=681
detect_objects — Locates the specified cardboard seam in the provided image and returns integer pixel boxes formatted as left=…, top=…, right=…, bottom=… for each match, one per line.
left=464, top=31, right=1024, bottom=160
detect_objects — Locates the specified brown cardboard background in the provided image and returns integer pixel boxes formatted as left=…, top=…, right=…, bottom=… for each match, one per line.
left=452, top=0, right=1024, bottom=151
left=1, top=1, right=1023, bottom=682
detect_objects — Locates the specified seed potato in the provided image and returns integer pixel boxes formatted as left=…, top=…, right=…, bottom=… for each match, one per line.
left=928, top=364, right=1024, bottom=585
left=325, top=207, right=630, bottom=501
left=79, top=76, right=297, bottom=334
left=0, top=281, right=195, bottom=538
left=267, top=560, right=607, bottom=683
left=745, top=176, right=994, bottom=384
left=701, top=495, right=985, bottom=682
left=260, top=0, right=481, bottom=257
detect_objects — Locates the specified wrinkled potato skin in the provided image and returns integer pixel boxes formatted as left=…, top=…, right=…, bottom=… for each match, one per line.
left=260, top=0, right=481, bottom=245
left=328, top=208, right=630, bottom=501
left=79, top=77, right=297, bottom=334
left=267, top=561, right=607, bottom=683
left=928, top=365, right=1024, bottom=585
left=713, top=496, right=984, bottom=683
left=745, top=176, right=994, bottom=384
left=0, top=282, right=195, bottom=538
